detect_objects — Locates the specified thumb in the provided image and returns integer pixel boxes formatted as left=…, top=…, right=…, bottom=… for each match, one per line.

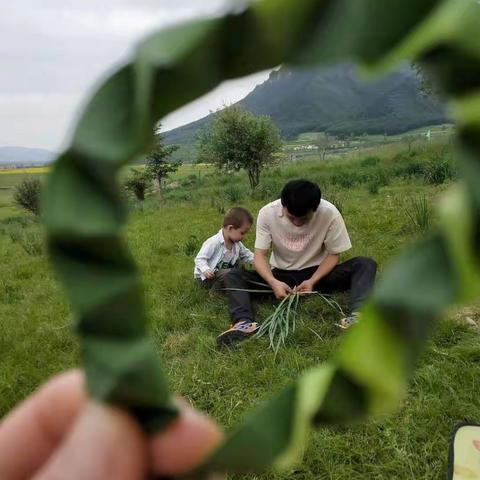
left=33, top=402, right=148, bottom=480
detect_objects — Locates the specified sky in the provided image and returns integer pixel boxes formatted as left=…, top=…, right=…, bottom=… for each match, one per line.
left=0, top=0, right=270, bottom=151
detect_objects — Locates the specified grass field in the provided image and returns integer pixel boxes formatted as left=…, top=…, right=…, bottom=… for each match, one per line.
left=1, top=139, right=479, bottom=479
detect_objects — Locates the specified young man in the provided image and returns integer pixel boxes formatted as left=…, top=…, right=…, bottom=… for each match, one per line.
left=217, top=179, right=377, bottom=346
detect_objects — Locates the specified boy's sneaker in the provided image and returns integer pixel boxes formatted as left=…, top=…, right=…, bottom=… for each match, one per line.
left=217, top=320, right=259, bottom=347
left=338, top=312, right=360, bottom=330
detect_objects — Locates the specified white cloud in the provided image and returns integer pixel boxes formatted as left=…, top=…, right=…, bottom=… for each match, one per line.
left=0, top=93, right=83, bottom=150
left=0, top=0, right=267, bottom=150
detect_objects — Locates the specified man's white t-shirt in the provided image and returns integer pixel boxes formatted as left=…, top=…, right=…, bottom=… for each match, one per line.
left=255, top=199, right=352, bottom=270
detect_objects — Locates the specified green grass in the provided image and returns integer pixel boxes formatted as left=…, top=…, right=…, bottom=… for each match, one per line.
left=1, top=142, right=479, bottom=479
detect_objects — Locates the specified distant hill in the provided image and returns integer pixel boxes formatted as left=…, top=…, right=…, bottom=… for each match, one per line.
left=164, top=63, right=447, bottom=146
left=0, top=146, right=56, bottom=167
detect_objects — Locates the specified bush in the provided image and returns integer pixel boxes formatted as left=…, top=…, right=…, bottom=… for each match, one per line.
left=251, top=178, right=283, bottom=201
left=423, top=155, right=455, bottom=185
left=181, top=174, right=200, bottom=187
left=165, top=190, right=193, bottom=202
left=327, top=194, right=344, bottom=215
left=210, top=189, right=226, bottom=213
left=403, top=161, right=425, bottom=179
left=183, top=235, right=200, bottom=256
left=405, top=196, right=432, bottom=231
left=14, top=178, right=41, bottom=215
left=124, top=169, right=151, bottom=201
left=361, top=156, right=380, bottom=167
left=330, top=171, right=359, bottom=189
left=224, top=184, right=245, bottom=203
left=7, top=226, right=43, bottom=256
left=368, top=179, right=380, bottom=195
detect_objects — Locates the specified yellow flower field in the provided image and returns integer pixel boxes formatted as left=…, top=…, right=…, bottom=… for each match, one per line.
left=0, top=167, right=50, bottom=175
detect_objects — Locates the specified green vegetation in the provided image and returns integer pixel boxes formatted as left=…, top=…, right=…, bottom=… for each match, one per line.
left=13, top=178, right=42, bottom=215
left=198, top=105, right=282, bottom=190
left=145, top=131, right=180, bottom=199
left=164, top=64, right=447, bottom=145
left=124, top=168, right=151, bottom=201
left=1, top=139, right=478, bottom=479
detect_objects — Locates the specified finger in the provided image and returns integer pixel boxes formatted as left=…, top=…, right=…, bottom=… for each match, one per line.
left=0, top=370, right=86, bottom=480
left=33, top=402, right=148, bottom=480
left=151, top=403, right=223, bottom=476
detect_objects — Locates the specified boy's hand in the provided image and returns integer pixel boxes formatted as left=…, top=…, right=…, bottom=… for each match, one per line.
left=204, top=270, right=215, bottom=280
left=271, top=279, right=292, bottom=299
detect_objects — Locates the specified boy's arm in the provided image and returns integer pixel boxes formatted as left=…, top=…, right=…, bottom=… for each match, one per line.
left=238, top=242, right=254, bottom=265
left=194, top=241, right=215, bottom=278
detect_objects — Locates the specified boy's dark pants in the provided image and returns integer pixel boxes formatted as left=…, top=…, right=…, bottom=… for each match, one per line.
left=198, top=269, right=234, bottom=292
left=224, top=257, right=377, bottom=323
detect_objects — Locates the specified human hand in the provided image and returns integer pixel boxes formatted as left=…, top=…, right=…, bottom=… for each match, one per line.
left=204, top=270, right=215, bottom=280
left=297, top=280, right=315, bottom=294
left=0, top=370, right=223, bottom=480
left=271, top=279, right=293, bottom=299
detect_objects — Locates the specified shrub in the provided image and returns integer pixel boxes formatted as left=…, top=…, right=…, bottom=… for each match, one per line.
left=368, top=179, right=380, bottom=195
left=165, top=190, right=193, bottom=202
left=8, top=227, right=43, bottom=256
left=210, top=189, right=226, bottom=213
left=14, top=178, right=41, bottom=215
left=183, top=235, right=200, bottom=256
left=403, top=161, right=425, bottom=179
left=124, top=169, right=150, bottom=201
left=251, top=178, right=283, bottom=201
left=331, top=171, right=359, bottom=189
left=224, top=184, right=245, bottom=203
left=423, top=154, right=455, bottom=185
left=361, top=156, right=380, bottom=167
left=181, top=174, right=200, bottom=187
left=327, top=194, right=344, bottom=215
left=405, top=195, right=431, bottom=231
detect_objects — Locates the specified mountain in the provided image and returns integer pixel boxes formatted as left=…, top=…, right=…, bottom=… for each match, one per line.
left=164, top=63, right=447, bottom=145
left=0, top=146, right=56, bottom=166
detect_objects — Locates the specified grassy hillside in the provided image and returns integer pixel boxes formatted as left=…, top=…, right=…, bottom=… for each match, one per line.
left=165, top=64, right=447, bottom=146
left=1, top=140, right=479, bottom=479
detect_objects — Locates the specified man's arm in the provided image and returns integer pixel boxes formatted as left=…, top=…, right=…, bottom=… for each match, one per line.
left=297, top=254, right=340, bottom=293
left=254, top=249, right=292, bottom=299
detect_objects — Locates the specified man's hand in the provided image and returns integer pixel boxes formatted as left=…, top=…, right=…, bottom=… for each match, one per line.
left=297, top=279, right=315, bottom=294
left=271, top=279, right=293, bottom=299
left=204, top=270, right=215, bottom=280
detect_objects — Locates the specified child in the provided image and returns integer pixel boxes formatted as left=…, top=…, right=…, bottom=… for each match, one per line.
left=194, top=207, right=259, bottom=346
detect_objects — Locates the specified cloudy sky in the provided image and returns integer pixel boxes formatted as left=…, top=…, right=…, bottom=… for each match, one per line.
left=0, top=0, right=270, bottom=151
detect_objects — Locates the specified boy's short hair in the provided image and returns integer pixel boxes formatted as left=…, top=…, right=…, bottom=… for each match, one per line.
left=281, top=179, right=321, bottom=217
left=223, top=207, right=254, bottom=228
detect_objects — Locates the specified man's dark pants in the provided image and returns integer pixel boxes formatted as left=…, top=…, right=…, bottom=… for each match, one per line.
left=224, top=257, right=377, bottom=323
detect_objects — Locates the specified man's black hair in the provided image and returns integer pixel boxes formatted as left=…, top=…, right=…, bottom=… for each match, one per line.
left=280, top=179, right=321, bottom=217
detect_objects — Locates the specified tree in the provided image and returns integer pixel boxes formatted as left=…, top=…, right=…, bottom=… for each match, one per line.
left=315, top=132, right=332, bottom=161
left=145, top=132, right=180, bottom=200
left=124, top=168, right=151, bottom=201
left=14, top=178, right=41, bottom=215
left=198, top=105, right=282, bottom=190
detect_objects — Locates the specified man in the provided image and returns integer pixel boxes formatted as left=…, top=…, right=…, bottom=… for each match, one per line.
left=217, top=179, right=377, bottom=346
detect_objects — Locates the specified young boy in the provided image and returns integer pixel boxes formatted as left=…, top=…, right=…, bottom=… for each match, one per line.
left=194, top=207, right=259, bottom=345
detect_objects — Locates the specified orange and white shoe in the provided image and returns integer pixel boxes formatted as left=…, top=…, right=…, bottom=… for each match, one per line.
left=338, top=312, right=360, bottom=330
left=217, top=320, right=259, bottom=347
